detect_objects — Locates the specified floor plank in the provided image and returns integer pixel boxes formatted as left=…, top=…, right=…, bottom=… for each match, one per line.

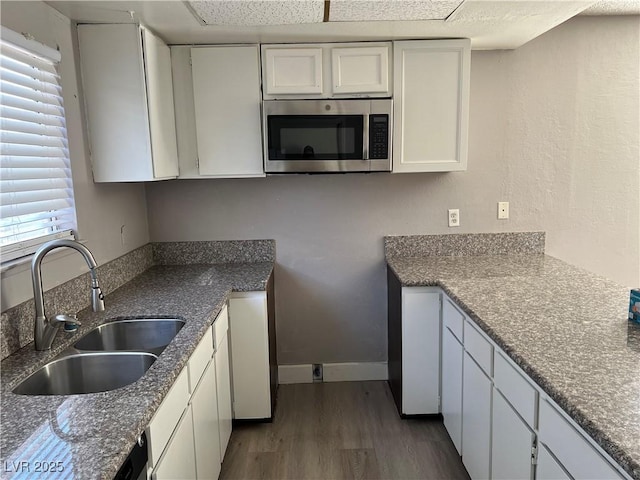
left=220, top=381, right=470, bottom=480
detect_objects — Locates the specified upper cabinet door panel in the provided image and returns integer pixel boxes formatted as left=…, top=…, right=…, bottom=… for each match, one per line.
left=142, top=27, right=179, bottom=180
left=392, top=39, right=470, bottom=173
left=78, top=24, right=152, bottom=182
left=191, top=46, right=264, bottom=178
left=77, top=24, right=178, bottom=182
left=263, top=47, right=323, bottom=96
left=331, top=46, right=390, bottom=95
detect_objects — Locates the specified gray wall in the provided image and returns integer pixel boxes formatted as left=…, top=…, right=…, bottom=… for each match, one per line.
left=146, top=16, right=640, bottom=365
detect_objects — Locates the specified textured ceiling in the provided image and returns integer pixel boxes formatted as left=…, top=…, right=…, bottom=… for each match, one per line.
left=188, top=0, right=324, bottom=26
left=328, top=0, right=464, bottom=22
left=43, top=0, right=609, bottom=49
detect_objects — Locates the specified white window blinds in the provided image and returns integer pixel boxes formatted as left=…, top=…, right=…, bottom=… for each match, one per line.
left=0, top=27, right=77, bottom=262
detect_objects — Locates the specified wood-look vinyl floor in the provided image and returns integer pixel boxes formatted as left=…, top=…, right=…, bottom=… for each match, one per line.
left=220, top=381, right=470, bottom=480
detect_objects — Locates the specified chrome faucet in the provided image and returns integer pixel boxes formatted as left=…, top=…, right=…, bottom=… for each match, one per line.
left=31, top=239, right=105, bottom=350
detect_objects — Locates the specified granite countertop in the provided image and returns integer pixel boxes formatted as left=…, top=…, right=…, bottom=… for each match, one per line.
left=0, top=262, right=273, bottom=480
left=387, top=254, right=640, bottom=480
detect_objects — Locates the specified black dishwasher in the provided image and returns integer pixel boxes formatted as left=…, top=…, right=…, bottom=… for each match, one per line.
left=114, top=433, right=147, bottom=480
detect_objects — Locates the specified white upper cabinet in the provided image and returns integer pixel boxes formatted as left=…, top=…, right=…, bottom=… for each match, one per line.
left=171, top=45, right=264, bottom=179
left=331, top=47, right=389, bottom=94
left=77, top=24, right=178, bottom=182
left=263, top=47, right=323, bottom=96
left=261, top=43, right=391, bottom=99
left=392, top=39, right=470, bottom=173
left=191, top=46, right=264, bottom=178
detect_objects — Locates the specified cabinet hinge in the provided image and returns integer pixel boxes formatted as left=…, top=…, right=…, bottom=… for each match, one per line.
left=531, top=443, right=538, bottom=465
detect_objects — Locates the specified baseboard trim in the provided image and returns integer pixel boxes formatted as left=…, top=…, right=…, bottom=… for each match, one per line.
left=278, top=362, right=388, bottom=384
left=278, top=364, right=314, bottom=384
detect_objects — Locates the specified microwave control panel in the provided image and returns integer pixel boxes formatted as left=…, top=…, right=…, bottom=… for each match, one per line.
left=369, top=114, right=389, bottom=159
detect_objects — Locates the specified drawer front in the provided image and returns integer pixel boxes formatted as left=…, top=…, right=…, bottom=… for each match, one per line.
left=443, top=298, right=464, bottom=342
left=464, top=320, right=493, bottom=376
left=538, top=399, right=623, bottom=480
left=214, top=304, right=229, bottom=349
left=493, top=352, right=537, bottom=428
left=188, top=324, right=214, bottom=393
left=147, top=366, right=190, bottom=468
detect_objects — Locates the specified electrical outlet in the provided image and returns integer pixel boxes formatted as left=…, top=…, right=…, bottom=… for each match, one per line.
left=498, top=202, right=509, bottom=220
left=312, top=364, right=323, bottom=382
left=448, top=209, right=460, bottom=227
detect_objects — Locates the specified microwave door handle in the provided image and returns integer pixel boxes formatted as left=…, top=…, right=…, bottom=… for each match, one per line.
left=363, top=115, right=369, bottom=160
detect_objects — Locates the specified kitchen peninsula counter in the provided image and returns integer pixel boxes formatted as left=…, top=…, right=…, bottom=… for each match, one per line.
left=386, top=253, right=639, bottom=480
left=0, top=261, right=273, bottom=479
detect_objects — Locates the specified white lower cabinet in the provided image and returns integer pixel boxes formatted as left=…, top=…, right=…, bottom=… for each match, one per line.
left=491, top=390, right=534, bottom=480
left=191, top=360, right=222, bottom=480
left=536, top=444, right=571, bottom=480
left=152, top=406, right=197, bottom=480
left=401, top=287, right=441, bottom=415
left=147, top=368, right=190, bottom=468
left=441, top=326, right=463, bottom=454
left=229, top=292, right=273, bottom=420
left=147, top=306, right=232, bottom=480
left=462, top=352, right=493, bottom=480
left=538, top=399, right=624, bottom=480
left=215, top=321, right=233, bottom=458
left=433, top=293, right=627, bottom=480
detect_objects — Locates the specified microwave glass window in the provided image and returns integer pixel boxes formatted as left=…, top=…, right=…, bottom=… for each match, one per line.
left=268, top=115, right=363, bottom=160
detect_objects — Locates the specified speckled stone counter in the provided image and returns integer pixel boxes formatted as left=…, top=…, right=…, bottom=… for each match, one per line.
left=0, top=262, right=273, bottom=479
left=387, top=254, right=640, bottom=480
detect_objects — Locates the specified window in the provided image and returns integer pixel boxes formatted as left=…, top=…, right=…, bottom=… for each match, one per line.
left=0, top=27, right=77, bottom=263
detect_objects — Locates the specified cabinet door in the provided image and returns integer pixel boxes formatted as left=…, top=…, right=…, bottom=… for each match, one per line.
left=142, top=27, right=179, bottom=179
left=492, top=389, right=534, bottom=480
left=442, top=327, right=463, bottom=455
left=215, top=332, right=233, bottom=459
left=401, top=287, right=441, bottom=415
left=538, top=400, right=623, bottom=480
left=392, top=39, right=470, bottom=173
left=462, top=352, right=492, bottom=480
left=262, top=47, right=323, bottom=96
left=152, top=406, right=197, bottom=480
left=229, top=292, right=272, bottom=419
left=331, top=46, right=389, bottom=95
left=77, top=24, right=178, bottom=182
left=191, top=359, right=222, bottom=480
left=536, top=444, right=571, bottom=480
left=191, top=46, right=264, bottom=178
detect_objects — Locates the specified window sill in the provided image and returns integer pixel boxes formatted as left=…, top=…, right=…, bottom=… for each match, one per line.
left=1, top=239, right=87, bottom=276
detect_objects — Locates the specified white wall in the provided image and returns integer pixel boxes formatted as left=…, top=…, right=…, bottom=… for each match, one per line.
left=146, top=15, right=639, bottom=365
left=0, top=1, right=150, bottom=311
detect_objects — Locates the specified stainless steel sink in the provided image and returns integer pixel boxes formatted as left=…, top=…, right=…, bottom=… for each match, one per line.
left=12, top=352, right=157, bottom=395
left=74, top=318, right=185, bottom=355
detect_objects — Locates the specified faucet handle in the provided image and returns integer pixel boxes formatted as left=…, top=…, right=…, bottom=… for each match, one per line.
left=53, top=314, right=81, bottom=332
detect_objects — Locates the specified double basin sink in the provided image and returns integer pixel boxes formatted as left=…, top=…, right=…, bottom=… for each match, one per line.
left=13, top=319, right=185, bottom=396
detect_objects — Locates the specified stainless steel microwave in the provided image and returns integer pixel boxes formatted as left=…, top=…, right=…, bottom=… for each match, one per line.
left=263, top=99, right=392, bottom=173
